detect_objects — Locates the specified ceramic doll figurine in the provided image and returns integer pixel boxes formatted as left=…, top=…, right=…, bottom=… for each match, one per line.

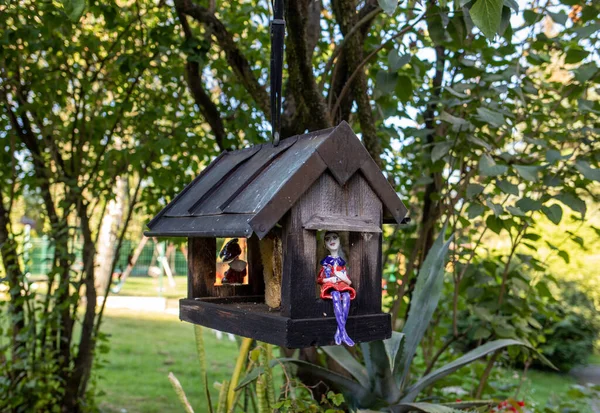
left=219, top=238, right=247, bottom=284
left=317, top=231, right=356, bottom=346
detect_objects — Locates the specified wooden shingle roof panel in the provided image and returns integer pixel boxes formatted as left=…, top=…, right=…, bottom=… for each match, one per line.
left=223, top=127, right=333, bottom=214
left=192, top=137, right=298, bottom=216
left=165, top=145, right=261, bottom=217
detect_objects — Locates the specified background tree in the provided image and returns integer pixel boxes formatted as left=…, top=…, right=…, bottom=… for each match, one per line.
left=1, top=0, right=599, bottom=410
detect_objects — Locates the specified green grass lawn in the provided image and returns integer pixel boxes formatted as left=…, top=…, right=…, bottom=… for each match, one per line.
left=95, top=308, right=239, bottom=413
left=116, top=275, right=188, bottom=299
left=95, top=307, right=596, bottom=413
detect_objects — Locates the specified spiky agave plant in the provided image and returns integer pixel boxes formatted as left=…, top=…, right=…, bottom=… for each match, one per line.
left=237, top=229, right=552, bottom=412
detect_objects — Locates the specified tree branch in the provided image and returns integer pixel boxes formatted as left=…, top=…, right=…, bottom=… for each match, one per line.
left=175, top=0, right=270, bottom=116
left=177, top=11, right=226, bottom=151
left=282, top=0, right=331, bottom=136
left=332, top=0, right=381, bottom=166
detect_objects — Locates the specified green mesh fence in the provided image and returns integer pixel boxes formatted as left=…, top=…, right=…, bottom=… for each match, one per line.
left=26, top=238, right=187, bottom=277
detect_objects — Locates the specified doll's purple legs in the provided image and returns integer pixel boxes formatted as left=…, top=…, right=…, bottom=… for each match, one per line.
left=331, top=291, right=355, bottom=346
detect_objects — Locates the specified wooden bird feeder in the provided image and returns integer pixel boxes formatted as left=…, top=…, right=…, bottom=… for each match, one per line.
left=146, top=121, right=408, bottom=347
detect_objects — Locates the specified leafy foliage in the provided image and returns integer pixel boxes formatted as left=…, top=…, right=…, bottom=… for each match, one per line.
left=239, top=230, right=547, bottom=410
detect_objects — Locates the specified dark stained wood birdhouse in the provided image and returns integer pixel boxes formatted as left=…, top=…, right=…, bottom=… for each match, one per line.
left=146, top=121, right=408, bottom=348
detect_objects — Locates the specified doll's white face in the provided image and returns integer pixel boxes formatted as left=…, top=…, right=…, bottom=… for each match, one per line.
left=324, top=233, right=340, bottom=252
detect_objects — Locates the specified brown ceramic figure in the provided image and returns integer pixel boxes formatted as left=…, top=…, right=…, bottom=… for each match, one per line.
left=219, top=238, right=247, bottom=284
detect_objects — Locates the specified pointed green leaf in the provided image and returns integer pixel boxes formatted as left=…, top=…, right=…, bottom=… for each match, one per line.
left=321, top=346, right=370, bottom=389
left=467, top=135, right=491, bottom=150
left=62, top=0, right=86, bottom=21
left=361, top=340, right=401, bottom=403
left=516, top=197, right=542, bottom=212
left=466, top=184, right=485, bottom=199
left=383, top=332, right=405, bottom=375
left=506, top=206, right=525, bottom=217
left=486, top=199, right=503, bottom=216
left=476, top=107, right=505, bottom=127
left=467, top=203, right=485, bottom=219
left=469, top=0, right=503, bottom=38
left=547, top=11, right=567, bottom=25
left=432, top=142, right=452, bottom=162
left=378, top=0, right=398, bottom=15
left=497, top=179, right=519, bottom=196
left=480, top=154, right=508, bottom=176
left=486, top=215, right=504, bottom=234
left=513, top=164, right=539, bottom=182
left=401, top=339, right=543, bottom=402
left=398, top=229, right=453, bottom=387
left=541, top=204, right=563, bottom=225
left=389, top=50, right=411, bottom=71
left=391, top=402, right=461, bottom=413
left=575, top=160, right=600, bottom=181
left=555, top=192, right=586, bottom=217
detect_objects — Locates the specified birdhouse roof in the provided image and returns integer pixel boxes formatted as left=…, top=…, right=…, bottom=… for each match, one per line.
left=146, top=121, right=407, bottom=239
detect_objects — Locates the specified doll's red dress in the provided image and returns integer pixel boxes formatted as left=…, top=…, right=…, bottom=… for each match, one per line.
left=317, top=256, right=356, bottom=300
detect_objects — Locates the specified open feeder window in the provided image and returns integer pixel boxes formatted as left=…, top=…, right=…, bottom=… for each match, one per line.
left=145, top=122, right=408, bottom=347
left=217, top=238, right=248, bottom=285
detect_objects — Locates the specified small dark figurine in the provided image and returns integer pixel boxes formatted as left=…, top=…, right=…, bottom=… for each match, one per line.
left=219, top=238, right=247, bottom=284
left=317, top=231, right=355, bottom=346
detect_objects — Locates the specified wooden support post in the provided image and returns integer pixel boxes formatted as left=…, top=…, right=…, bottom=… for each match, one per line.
left=187, top=237, right=216, bottom=299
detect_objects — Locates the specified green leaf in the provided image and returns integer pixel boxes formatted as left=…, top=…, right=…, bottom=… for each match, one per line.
left=467, top=203, right=485, bottom=219
left=575, top=160, right=600, bottom=181
left=321, top=346, right=370, bottom=389
left=427, top=6, right=447, bottom=44
left=361, top=340, right=401, bottom=403
left=473, top=327, right=492, bottom=340
left=496, top=179, right=519, bottom=196
left=545, top=149, right=570, bottom=163
left=513, top=165, right=539, bottom=182
left=383, top=332, right=405, bottom=375
left=62, top=0, right=86, bottom=22
left=466, top=184, right=485, bottom=199
left=479, top=154, right=507, bottom=176
left=486, top=215, right=504, bottom=234
left=547, top=11, right=568, bottom=25
left=238, top=358, right=372, bottom=404
left=432, top=142, right=452, bottom=162
left=395, top=75, right=414, bottom=102
left=558, top=250, right=570, bottom=264
left=541, top=204, right=563, bottom=225
left=376, top=71, right=398, bottom=96
left=574, top=63, right=598, bottom=83
left=506, top=206, right=525, bottom=217
left=440, top=112, right=469, bottom=132
left=498, top=6, right=511, bottom=36
left=516, top=197, right=542, bottom=212
left=391, top=402, right=460, bottom=413
left=467, top=135, right=491, bottom=150
left=378, top=0, right=398, bottom=15
left=388, top=50, right=411, bottom=71
left=398, top=229, right=453, bottom=387
left=469, top=0, right=503, bottom=38
left=401, top=339, right=538, bottom=402
left=565, top=48, right=589, bottom=64
left=573, top=23, right=600, bottom=38
left=555, top=193, right=586, bottom=217
left=486, top=199, right=503, bottom=216
left=503, top=0, right=518, bottom=12
left=476, top=107, right=505, bottom=127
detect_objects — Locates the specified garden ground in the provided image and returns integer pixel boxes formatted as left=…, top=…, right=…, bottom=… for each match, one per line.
left=95, top=276, right=599, bottom=413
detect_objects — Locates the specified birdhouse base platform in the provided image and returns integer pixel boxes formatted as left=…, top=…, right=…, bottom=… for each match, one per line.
left=180, top=298, right=392, bottom=348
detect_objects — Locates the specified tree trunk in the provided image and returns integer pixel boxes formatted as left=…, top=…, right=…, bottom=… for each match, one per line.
left=95, top=176, right=127, bottom=295
left=0, top=196, right=26, bottom=387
